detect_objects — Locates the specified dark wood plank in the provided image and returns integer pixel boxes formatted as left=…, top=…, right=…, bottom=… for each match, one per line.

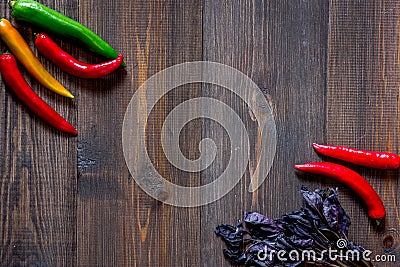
left=76, top=0, right=201, bottom=266
left=201, top=0, right=329, bottom=266
left=0, top=1, right=78, bottom=266
left=328, top=0, right=400, bottom=262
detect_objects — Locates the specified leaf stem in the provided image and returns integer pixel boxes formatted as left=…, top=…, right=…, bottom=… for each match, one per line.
left=333, top=259, right=351, bottom=267
left=304, top=261, right=340, bottom=267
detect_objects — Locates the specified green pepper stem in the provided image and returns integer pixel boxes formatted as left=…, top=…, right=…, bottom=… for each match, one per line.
left=8, top=1, right=16, bottom=8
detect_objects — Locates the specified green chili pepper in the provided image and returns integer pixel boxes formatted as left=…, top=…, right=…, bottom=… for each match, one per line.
left=9, top=0, right=125, bottom=66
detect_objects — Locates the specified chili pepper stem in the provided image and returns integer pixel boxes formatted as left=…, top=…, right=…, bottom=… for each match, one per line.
left=375, top=219, right=382, bottom=226
left=8, top=1, right=16, bottom=8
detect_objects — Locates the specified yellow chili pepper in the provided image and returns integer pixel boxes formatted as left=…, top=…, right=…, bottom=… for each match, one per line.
left=0, top=18, right=73, bottom=98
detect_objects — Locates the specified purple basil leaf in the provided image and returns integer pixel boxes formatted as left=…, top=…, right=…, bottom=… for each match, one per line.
left=215, top=187, right=368, bottom=267
left=277, top=210, right=314, bottom=229
left=287, top=235, right=313, bottom=249
left=347, top=240, right=366, bottom=253
left=282, top=261, right=303, bottom=267
left=243, top=211, right=273, bottom=225
left=275, top=233, right=296, bottom=251
left=245, top=242, right=282, bottom=267
left=291, top=224, right=314, bottom=241
left=275, top=234, right=312, bottom=253
left=245, top=253, right=275, bottom=267
left=301, top=186, right=324, bottom=214
left=223, top=249, right=247, bottom=264
left=215, top=221, right=246, bottom=251
left=322, top=188, right=351, bottom=237
left=302, top=206, right=324, bottom=225
left=244, top=211, right=282, bottom=238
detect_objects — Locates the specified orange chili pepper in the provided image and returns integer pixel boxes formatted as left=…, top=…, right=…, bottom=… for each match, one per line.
left=0, top=18, right=73, bottom=98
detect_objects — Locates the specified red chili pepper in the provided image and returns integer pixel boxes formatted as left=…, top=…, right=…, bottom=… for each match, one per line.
left=312, top=143, right=400, bottom=169
left=294, top=162, right=386, bottom=220
left=34, top=33, right=123, bottom=79
left=0, top=53, right=77, bottom=135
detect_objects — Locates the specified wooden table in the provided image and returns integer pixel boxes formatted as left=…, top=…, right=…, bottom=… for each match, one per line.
left=1, top=0, right=399, bottom=266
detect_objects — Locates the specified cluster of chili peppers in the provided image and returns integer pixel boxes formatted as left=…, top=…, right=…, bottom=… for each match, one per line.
left=0, top=0, right=124, bottom=135
left=295, top=143, right=400, bottom=223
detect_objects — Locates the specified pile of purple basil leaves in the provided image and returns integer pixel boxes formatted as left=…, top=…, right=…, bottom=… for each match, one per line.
left=215, top=187, right=373, bottom=267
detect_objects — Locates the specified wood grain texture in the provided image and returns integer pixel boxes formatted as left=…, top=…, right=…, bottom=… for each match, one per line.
left=0, top=0, right=78, bottom=266
left=76, top=0, right=201, bottom=266
left=201, top=1, right=328, bottom=266
left=328, top=0, right=400, bottom=263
